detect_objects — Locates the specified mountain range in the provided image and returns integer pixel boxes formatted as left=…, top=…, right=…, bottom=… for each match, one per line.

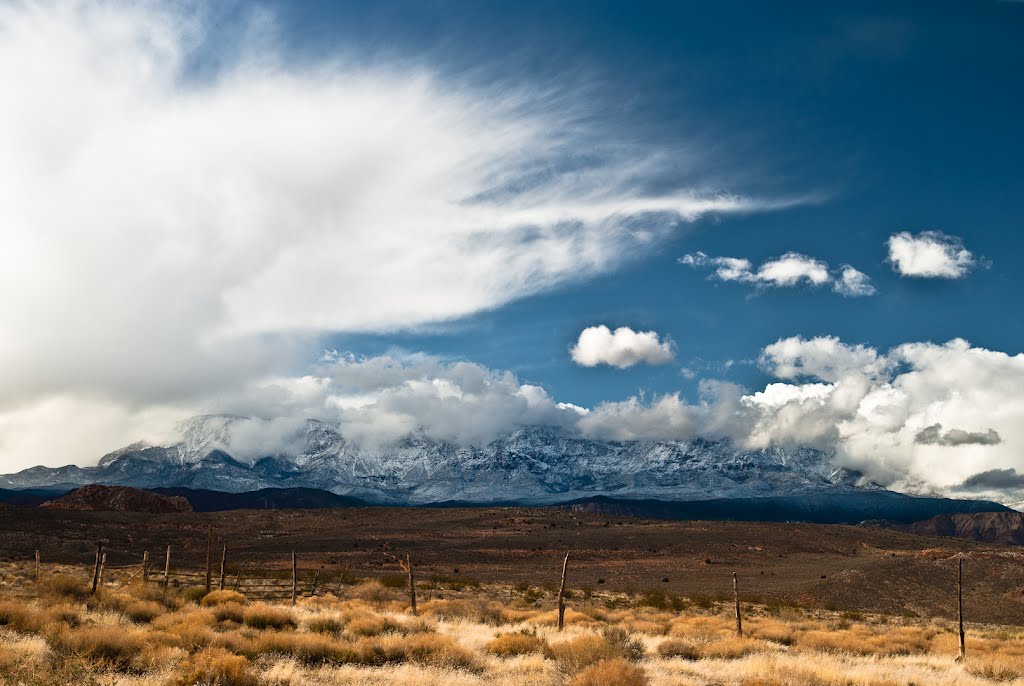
left=0, top=414, right=1010, bottom=522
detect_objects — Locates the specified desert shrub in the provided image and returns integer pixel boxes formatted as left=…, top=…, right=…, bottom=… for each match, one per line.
left=797, top=625, right=932, bottom=656
left=547, top=635, right=621, bottom=674
left=201, top=590, right=247, bottom=607
left=355, top=633, right=482, bottom=672
left=252, top=631, right=358, bottom=666
left=49, top=626, right=148, bottom=671
left=306, top=614, right=345, bottom=635
left=486, top=630, right=547, bottom=657
left=169, top=647, right=260, bottom=686
left=122, top=600, right=165, bottom=624
left=182, top=586, right=209, bottom=604
left=243, top=603, right=296, bottom=630
left=527, top=607, right=596, bottom=628
left=657, top=638, right=701, bottom=660
left=0, top=601, right=47, bottom=633
left=568, top=658, right=649, bottom=686
left=212, top=602, right=246, bottom=624
left=747, top=618, right=796, bottom=645
left=36, top=575, right=89, bottom=602
left=965, top=654, right=1024, bottom=681
left=421, top=598, right=506, bottom=625
left=602, top=626, right=645, bottom=661
left=349, top=580, right=402, bottom=605
left=344, top=612, right=401, bottom=638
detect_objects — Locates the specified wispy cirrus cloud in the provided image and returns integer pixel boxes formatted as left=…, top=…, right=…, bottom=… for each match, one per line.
left=679, top=251, right=875, bottom=297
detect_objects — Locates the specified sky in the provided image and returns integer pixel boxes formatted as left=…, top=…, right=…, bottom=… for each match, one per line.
left=1, top=0, right=1023, bottom=502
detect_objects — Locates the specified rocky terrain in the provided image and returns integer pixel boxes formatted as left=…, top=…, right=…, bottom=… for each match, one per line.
left=40, top=484, right=192, bottom=514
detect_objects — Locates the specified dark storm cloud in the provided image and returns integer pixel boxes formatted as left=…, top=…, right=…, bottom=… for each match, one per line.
left=914, top=424, right=1002, bottom=447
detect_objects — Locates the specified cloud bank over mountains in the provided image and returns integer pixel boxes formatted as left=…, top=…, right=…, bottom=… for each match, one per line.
left=35, top=335, right=1013, bottom=503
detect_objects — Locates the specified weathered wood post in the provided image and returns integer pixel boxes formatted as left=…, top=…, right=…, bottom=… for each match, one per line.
left=957, top=555, right=965, bottom=661
left=91, top=542, right=103, bottom=595
left=163, top=544, right=172, bottom=591
left=291, top=552, right=298, bottom=606
left=733, top=572, right=743, bottom=638
left=205, top=526, right=213, bottom=594
left=219, top=544, right=227, bottom=591
left=311, top=571, right=320, bottom=597
left=557, top=551, right=569, bottom=632
left=98, top=552, right=107, bottom=589
left=142, top=551, right=150, bottom=584
left=34, top=549, right=40, bottom=583
left=406, top=554, right=417, bottom=616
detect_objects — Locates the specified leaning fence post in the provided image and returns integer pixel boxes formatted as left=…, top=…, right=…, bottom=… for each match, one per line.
left=142, top=551, right=149, bottom=584
left=164, top=544, right=172, bottom=591
left=91, top=542, right=103, bottom=595
left=220, top=544, right=227, bottom=591
left=291, top=551, right=298, bottom=606
left=205, top=526, right=213, bottom=594
left=957, top=555, right=966, bottom=661
left=406, top=554, right=417, bottom=616
left=34, top=549, right=40, bottom=583
left=557, top=551, right=569, bottom=632
left=733, top=572, right=743, bottom=638
left=97, top=552, right=107, bottom=589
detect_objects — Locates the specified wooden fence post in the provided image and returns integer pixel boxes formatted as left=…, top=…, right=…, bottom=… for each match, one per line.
left=406, top=554, right=417, bottom=616
left=311, top=571, right=320, bottom=597
left=205, top=526, right=213, bottom=594
left=98, top=552, right=107, bottom=589
left=91, top=542, right=103, bottom=595
left=957, top=556, right=965, bottom=661
left=733, top=572, right=743, bottom=638
left=557, top=551, right=569, bottom=632
left=291, top=552, right=298, bottom=606
left=164, top=544, right=172, bottom=591
left=142, top=551, right=149, bottom=584
left=220, top=544, right=227, bottom=591
left=34, top=549, right=40, bottom=583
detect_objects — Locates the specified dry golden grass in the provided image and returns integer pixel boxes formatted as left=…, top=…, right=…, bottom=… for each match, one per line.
left=2, top=566, right=1024, bottom=686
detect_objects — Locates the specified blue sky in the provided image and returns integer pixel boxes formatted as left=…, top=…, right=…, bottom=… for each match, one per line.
left=305, top=0, right=1024, bottom=407
left=2, top=0, right=1024, bottom=500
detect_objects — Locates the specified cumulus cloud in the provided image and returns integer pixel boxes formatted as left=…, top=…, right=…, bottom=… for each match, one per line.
left=887, top=230, right=976, bottom=278
left=0, top=1, right=785, bottom=470
left=680, top=252, right=874, bottom=296
left=570, top=326, right=675, bottom=368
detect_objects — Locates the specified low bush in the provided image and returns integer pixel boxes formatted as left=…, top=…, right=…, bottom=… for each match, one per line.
left=49, top=626, right=148, bottom=671
left=169, top=647, right=260, bottom=686
left=306, top=614, right=345, bottom=635
left=243, top=603, right=296, bottom=630
left=200, top=590, right=247, bottom=607
left=122, top=600, right=165, bottom=624
left=0, top=601, right=47, bottom=634
left=568, top=658, right=649, bottom=686
left=485, top=630, right=547, bottom=657
left=36, top=575, right=90, bottom=602
left=547, top=635, right=622, bottom=674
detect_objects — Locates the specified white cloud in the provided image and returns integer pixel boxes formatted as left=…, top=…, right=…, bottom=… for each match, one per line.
left=887, top=230, right=976, bottom=278
left=680, top=251, right=874, bottom=296
left=0, top=1, right=786, bottom=470
left=570, top=325, right=675, bottom=368
left=833, top=265, right=877, bottom=297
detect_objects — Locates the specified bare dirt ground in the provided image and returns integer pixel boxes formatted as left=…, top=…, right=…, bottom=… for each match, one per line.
left=1, top=506, right=1022, bottom=624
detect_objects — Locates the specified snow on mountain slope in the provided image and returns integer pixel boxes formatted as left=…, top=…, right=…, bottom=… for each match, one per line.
left=0, top=414, right=877, bottom=505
